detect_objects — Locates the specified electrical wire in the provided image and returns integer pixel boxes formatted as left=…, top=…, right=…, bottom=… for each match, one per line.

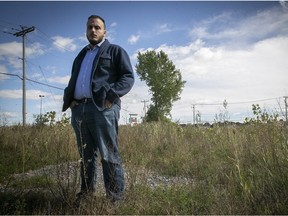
left=0, top=72, right=64, bottom=90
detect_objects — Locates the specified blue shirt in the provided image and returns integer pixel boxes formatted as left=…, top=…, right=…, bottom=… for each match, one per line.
left=62, top=39, right=135, bottom=112
left=74, top=40, right=104, bottom=100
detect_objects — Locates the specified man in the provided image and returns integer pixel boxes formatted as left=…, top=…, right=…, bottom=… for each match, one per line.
left=62, top=15, right=134, bottom=203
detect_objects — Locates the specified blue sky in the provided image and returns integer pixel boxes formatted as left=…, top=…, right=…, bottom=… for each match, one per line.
left=0, top=1, right=288, bottom=125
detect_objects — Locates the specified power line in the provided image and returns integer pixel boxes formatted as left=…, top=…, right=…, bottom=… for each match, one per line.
left=35, top=27, right=75, bottom=52
left=193, top=97, right=281, bottom=106
left=0, top=20, right=21, bottom=35
left=38, top=66, right=60, bottom=110
left=0, top=72, right=64, bottom=90
left=190, top=97, right=285, bottom=125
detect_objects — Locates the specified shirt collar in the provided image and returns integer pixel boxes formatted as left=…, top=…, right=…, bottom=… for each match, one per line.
left=86, top=38, right=105, bottom=51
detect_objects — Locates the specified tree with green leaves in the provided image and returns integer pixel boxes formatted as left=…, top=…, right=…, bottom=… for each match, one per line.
left=136, top=50, right=186, bottom=122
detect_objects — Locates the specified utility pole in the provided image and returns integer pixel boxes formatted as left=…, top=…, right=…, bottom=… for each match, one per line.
left=192, top=104, right=196, bottom=125
left=13, top=26, right=35, bottom=126
left=39, top=95, right=44, bottom=116
left=284, top=96, right=288, bottom=123
left=141, top=100, right=149, bottom=119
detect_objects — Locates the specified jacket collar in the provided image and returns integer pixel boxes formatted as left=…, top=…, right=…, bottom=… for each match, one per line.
left=86, top=38, right=106, bottom=51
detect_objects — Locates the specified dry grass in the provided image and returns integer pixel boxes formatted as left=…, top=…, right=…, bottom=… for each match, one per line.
left=0, top=116, right=287, bottom=214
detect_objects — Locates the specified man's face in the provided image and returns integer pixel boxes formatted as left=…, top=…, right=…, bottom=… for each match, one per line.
left=86, top=18, right=106, bottom=46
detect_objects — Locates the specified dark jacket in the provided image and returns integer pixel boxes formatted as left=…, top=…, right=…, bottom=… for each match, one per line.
left=62, top=39, right=134, bottom=112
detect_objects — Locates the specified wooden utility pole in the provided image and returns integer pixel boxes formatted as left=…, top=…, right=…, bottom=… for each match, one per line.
left=13, top=26, right=35, bottom=126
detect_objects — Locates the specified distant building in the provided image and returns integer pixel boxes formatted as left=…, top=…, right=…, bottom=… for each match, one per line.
left=129, top=114, right=138, bottom=125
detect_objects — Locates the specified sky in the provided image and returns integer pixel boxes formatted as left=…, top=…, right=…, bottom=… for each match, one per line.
left=0, top=1, right=288, bottom=125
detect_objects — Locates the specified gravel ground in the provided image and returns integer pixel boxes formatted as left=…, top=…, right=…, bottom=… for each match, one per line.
left=1, top=161, right=194, bottom=194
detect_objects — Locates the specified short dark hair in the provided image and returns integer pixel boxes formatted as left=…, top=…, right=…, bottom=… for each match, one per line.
left=88, top=15, right=106, bottom=29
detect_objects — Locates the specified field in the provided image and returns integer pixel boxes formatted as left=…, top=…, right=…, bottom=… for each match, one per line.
left=0, top=112, right=287, bottom=214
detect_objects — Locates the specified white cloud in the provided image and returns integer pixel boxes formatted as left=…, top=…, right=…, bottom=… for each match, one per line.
left=106, top=22, right=118, bottom=42
left=129, top=22, right=176, bottom=44
left=156, top=23, right=172, bottom=34
left=128, top=34, right=140, bottom=45
left=47, top=75, right=70, bottom=85
left=43, top=65, right=57, bottom=75
left=0, top=41, right=21, bottom=58
left=110, top=22, right=117, bottom=28
left=0, top=65, right=9, bottom=81
left=26, top=42, right=45, bottom=57
left=78, top=33, right=87, bottom=43
left=117, top=7, right=288, bottom=123
left=1, top=111, right=18, bottom=118
left=0, top=41, right=45, bottom=69
left=52, top=36, right=77, bottom=52
left=190, top=7, right=288, bottom=47
left=133, top=35, right=288, bottom=123
left=279, top=0, right=288, bottom=10
left=0, top=89, right=50, bottom=100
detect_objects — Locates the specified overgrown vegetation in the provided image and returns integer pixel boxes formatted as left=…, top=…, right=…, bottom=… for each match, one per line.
left=0, top=105, right=287, bottom=214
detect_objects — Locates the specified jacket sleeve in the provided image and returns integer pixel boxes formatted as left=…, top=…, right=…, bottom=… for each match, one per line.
left=62, top=48, right=87, bottom=112
left=106, top=46, right=135, bottom=103
left=62, top=61, right=76, bottom=112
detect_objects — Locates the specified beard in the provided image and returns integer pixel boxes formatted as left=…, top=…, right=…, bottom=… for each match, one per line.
left=87, top=34, right=104, bottom=46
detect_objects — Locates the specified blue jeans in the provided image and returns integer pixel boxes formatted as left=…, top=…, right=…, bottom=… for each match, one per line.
left=71, top=101, right=124, bottom=201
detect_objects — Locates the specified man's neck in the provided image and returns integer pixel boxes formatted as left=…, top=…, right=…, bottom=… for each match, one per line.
left=89, top=38, right=105, bottom=49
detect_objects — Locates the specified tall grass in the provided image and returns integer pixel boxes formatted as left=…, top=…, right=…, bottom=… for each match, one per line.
left=0, top=125, right=78, bottom=179
left=0, top=113, right=287, bottom=214
left=120, top=121, right=288, bottom=214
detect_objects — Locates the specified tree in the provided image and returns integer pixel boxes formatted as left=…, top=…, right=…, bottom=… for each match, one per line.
left=136, top=50, right=186, bottom=122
